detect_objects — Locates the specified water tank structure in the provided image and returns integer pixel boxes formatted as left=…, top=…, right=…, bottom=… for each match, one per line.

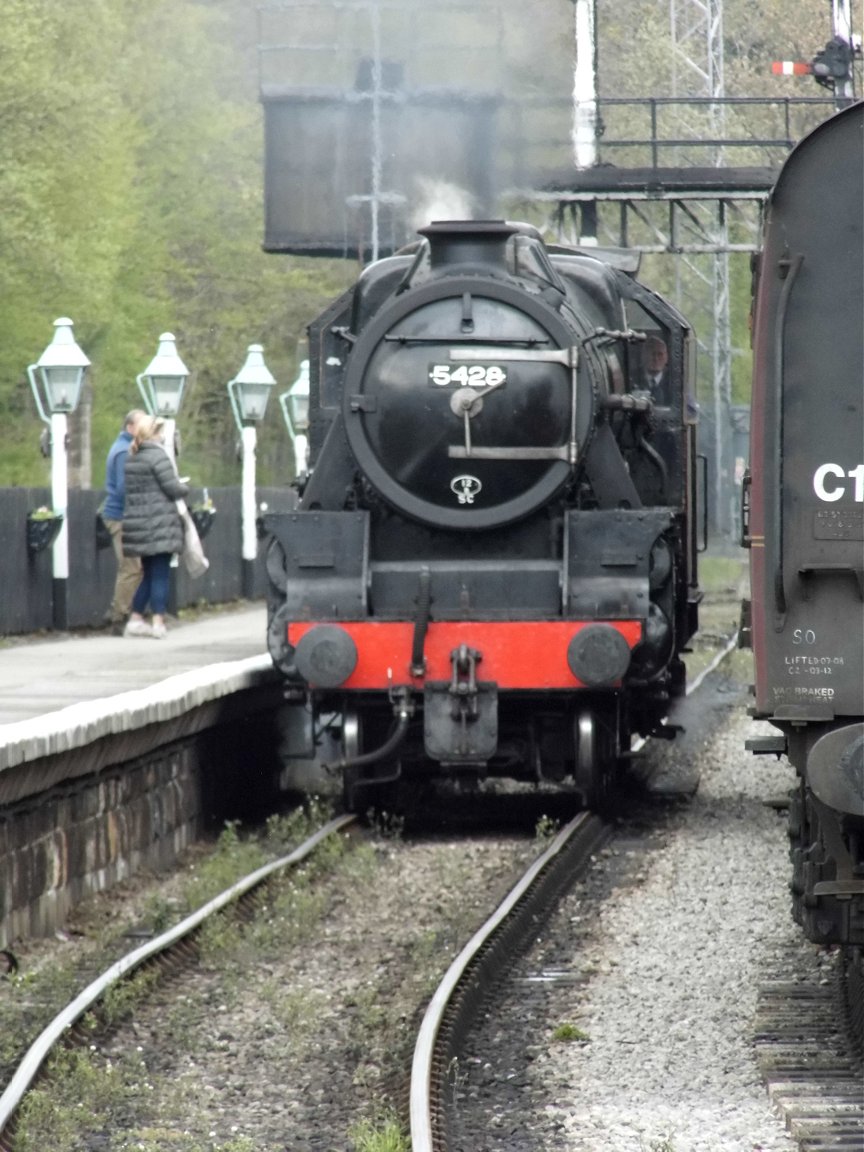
left=258, top=0, right=572, bottom=258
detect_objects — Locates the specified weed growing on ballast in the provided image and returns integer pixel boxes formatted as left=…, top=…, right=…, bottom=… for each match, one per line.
left=349, top=1108, right=409, bottom=1152
left=534, top=814, right=560, bottom=843
left=551, top=1020, right=591, bottom=1043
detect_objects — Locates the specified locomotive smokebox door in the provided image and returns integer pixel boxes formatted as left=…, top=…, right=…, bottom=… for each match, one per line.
left=341, top=222, right=590, bottom=532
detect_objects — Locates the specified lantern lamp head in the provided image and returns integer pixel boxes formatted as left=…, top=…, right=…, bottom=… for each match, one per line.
left=27, top=317, right=91, bottom=419
left=280, top=359, right=310, bottom=440
left=228, top=344, right=276, bottom=429
left=137, top=332, right=189, bottom=417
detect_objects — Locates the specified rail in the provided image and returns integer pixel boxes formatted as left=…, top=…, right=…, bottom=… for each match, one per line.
left=410, top=810, right=609, bottom=1152
left=0, top=815, right=357, bottom=1150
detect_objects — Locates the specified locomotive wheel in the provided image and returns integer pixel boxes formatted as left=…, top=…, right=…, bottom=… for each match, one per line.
left=340, top=708, right=405, bottom=816
left=574, top=712, right=602, bottom=810
left=340, top=708, right=362, bottom=813
left=574, top=710, right=616, bottom=812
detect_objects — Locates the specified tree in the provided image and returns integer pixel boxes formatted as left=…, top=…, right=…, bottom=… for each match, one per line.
left=0, top=0, right=847, bottom=487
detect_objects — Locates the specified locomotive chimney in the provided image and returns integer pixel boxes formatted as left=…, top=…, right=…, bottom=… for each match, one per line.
left=418, top=220, right=525, bottom=271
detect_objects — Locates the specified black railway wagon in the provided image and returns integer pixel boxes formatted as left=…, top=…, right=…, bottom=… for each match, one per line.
left=744, top=101, right=864, bottom=945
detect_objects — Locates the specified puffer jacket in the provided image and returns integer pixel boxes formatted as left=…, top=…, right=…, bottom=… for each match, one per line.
left=122, top=441, right=189, bottom=557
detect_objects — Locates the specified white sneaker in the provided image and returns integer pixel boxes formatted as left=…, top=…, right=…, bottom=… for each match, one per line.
left=124, top=619, right=152, bottom=638
left=151, top=621, right=167, bottom=639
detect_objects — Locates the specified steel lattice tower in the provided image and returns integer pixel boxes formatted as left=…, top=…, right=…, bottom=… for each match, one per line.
left=670, top=0, right=734, bottom=537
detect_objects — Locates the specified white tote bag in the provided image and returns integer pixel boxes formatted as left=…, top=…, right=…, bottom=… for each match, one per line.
left=176, top=499, right=210, bottom=579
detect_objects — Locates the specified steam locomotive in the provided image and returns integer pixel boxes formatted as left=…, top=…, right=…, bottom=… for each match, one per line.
left=265, top=220, right=701, bottom=811
left=743, top=101, right=864, bottom=948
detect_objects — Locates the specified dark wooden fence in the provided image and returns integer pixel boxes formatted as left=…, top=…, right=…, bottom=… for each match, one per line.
left=0, top=485, right=296, bottom=636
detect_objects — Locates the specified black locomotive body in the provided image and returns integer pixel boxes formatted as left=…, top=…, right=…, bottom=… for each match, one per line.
left=266, top=221, right=701, bottom=810
left=744, top=102, right=864, bottom=946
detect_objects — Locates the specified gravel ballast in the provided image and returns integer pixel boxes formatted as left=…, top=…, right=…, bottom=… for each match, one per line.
left=453, top=700, right=828, bottom=1151
left=5, top=672, right=839, bottom=1151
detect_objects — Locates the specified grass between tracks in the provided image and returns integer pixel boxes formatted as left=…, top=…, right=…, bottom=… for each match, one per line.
left=348, top=1110, right=408, bottom=1152
left=7, top=800, right=369, bottom=1152
left=7, top=798, right=444, bottom=1152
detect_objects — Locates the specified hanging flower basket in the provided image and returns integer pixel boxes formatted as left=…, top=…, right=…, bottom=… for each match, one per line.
left=27, top=509, right=64, bottom=553
left=190, top=505, right=216, bottom=539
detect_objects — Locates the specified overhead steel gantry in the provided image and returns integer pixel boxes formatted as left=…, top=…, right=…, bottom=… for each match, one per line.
left=516, top=97, right=835, bottom=256
left=533, top=0, right=858, bottom=258
left=534, top=166, right=774, bottom=255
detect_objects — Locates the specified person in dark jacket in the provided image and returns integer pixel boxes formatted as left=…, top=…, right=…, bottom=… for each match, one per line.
left=641, top=335, right=671, bottom=405
left=122, top=416, right=189, bottom=639
left=102, top=408, right=146, bottom=633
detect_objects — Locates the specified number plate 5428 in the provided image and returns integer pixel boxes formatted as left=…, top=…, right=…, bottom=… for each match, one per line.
left=428, top=363, right=508, bottom=388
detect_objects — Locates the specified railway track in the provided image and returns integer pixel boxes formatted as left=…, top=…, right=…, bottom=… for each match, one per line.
left=0, top=630, right=737, bottom=1152
left=4, top=624, right=859, bottom=1149
left=1, top=797, right=612, bottom=1149
left=406, top=633, right=862, bottom=1151
left=0, top=807, right=546, bottom=1149
left=410, top=810, right=609, bottom=1151
left=755, top=949, right=864, bottom=1151
left=0, top=814, right=356, bottom=1151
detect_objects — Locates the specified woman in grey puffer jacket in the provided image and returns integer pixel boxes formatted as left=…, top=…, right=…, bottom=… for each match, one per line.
left=122, top=416, right=189, bottom=639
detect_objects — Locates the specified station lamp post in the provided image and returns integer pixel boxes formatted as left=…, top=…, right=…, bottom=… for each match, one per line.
left=280, top=359, right=310, bottom=478
left=27, top=317, right=91, bottom=630
left=228, top=344, right=276, bottom=599
left=136, top=332, right=189, bottom=465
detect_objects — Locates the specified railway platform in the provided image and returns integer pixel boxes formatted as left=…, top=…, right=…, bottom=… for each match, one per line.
left=0, top=603, right=275, bottom=775
left=0, top=602, right=286, bottom=945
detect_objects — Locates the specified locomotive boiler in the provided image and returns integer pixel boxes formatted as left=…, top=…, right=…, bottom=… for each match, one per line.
left=743, top=101, right=864, bottom=948
left=265, top=220, right=701, bottom=811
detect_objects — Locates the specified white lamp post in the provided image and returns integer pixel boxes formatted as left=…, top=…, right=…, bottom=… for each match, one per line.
left=136, top=332, right=189, bottom=464
left=228, top=343, right=276, bottom=598
left=27, top=317, right=91, bottom=630
left=279, top=359, right=310, bottom=477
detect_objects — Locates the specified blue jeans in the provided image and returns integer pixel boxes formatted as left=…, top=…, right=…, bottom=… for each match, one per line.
left=132, top=553, right=171, bottom=616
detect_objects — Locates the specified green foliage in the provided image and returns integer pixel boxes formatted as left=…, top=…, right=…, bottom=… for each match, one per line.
left=551, top=1021, right=590, bottom=1043
left=15, top=1046, right=125, bottom=1152
left=368, top=809, right=406, bottom=840
left=534, top=814, right=560, bottom=844
left=100, top=965, right=161, bottom=1028
left=596, top=0, right=832, bottom=409
left=698, top=553, right=749, bottom=595
left=16, top=1039, right=262, bottom=1150
left=0, top=0, right=840, bottom=486
left=27, top=506, right=60, bottom=521
left=0, top=0, right=354, bottom=488
left=349, top=1110, right=409, bottom=1152
left=10, top=804, right=362, bottom=1151
left=183, top=820, right=267, bottom=908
